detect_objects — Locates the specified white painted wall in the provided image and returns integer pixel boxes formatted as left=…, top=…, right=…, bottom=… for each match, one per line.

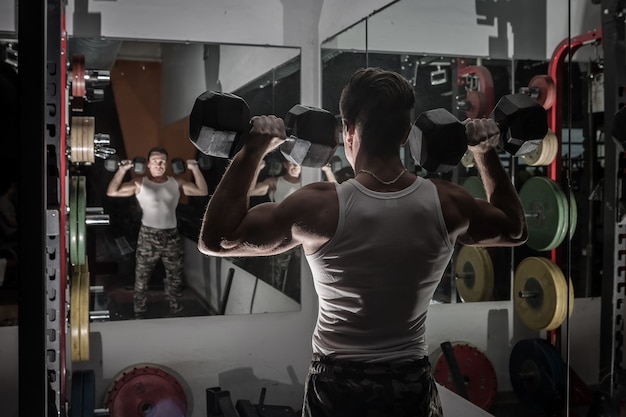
left=0, top=0, right=605, bottom=416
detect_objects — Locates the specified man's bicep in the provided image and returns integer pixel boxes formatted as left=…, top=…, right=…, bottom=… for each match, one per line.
left=233, top=202, right=296, bottom=251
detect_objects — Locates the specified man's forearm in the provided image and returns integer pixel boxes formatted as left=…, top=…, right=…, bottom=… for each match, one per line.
left=474, top=148, right=525, bottom=222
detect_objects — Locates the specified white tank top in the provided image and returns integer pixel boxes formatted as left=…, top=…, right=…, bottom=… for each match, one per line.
left=135, top=177, right=180, bottom=229
left=305, top=177, right=454, bottom=363
left=270, top=176, right=300, bottom=203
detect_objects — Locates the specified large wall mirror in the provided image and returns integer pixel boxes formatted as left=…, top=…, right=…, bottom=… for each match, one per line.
left=320, top=0, right=606, bottom=414
left=65, top=38, right=303, bottom=321
left=320, top=0, right=600, bottom=306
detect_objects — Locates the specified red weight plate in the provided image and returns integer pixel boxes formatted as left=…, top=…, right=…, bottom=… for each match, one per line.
left=464, top=90, right=487, bottom=119
left=528, top=75, right=556, bottom=110
left=72, top=55, right=86, bottom=98
left=433, top=343, right=497, bottom=411
left=105, top=364, right=188, bottom=417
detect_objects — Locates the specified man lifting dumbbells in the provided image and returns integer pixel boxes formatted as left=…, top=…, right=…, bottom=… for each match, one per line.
left=196, top=68, right=528, bottom=417
left=106, top=147, right=208, bottom=319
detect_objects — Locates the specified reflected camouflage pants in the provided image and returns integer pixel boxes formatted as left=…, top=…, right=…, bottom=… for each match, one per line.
left=302, top=354, right=443, bottom=417
left=134, top=225, right=184, bottom=315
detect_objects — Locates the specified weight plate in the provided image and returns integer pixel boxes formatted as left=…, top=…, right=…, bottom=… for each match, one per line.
left=69, top=176, right=78, bottom=265
left=528, top=75, right=556, bottom=110
left=76, top=176, right=87, bottom=266
left=82, top=117, right=95, bottom=163
left=70, top=117, right=96, bottom=164
left=460, top=149, right=475, bottom=168
left=462, top=176, right=486, bottom=200
left=70, top=267, right=82, bottom=363
left=559, top=189, right=578, bottom=241
left=509, top=338, right=566, bottom=411
left=544, top=178, right=568, bottom=251
left=70, top=369, right=84, bottom=417
left=79, top=262, right=90, bottom=362
left=72, top=55, right=86, bottom=98
left=82, top=369, right=96, bottom=417
left=519, top=176, right=567, bottom=251
left=513, top=257, right=568, bottom=331
left=70, top=369, right=96, bottom=417
left=464, top=90, right=487, bottom=119
left=521, top=129, right=558, bottom=166
left=454, top=246, right=494, bottom=302
left=433, top=342, right=497, bottom=411
left=105, top=363, right=188, bottom=417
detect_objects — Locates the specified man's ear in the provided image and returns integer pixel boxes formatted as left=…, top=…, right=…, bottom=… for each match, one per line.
left=343, top=120, right=355, bottom=144
left=401, top=125, right=415, bottom=146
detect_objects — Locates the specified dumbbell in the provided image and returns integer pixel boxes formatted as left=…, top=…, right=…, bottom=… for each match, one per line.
left=188, top=91, right=338, bottom=168
left=103, top=155, right=146, bottom=174
left=409, top=93, right=548, bottom=173
left=171, top=155, right=213, bottom=175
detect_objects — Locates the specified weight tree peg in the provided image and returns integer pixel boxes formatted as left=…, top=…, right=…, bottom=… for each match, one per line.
left=189, top=90, right=338, bottom=168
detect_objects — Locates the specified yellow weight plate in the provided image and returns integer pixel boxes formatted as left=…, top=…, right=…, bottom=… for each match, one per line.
left=514, top=256, right=568, bottom=331
left=454, top=246, right=494, bottom=302
left=537, top=257, right=568, bottom=331
left=71, top=117, right=96, bottom=164
left=83, top=117, right=95, bottom=163
left=69, top=176, right=78, bottom=265
left=461, top=150, right=475, bottom=168
left=79, top=261, right=90, bottom=361
left=522, top=130, right=558, bottom=166
left=462, top=176, right=487, bottom=200
left=70, top=266, right=82, bottom=362
left=76, top=176, right=87, bottom=266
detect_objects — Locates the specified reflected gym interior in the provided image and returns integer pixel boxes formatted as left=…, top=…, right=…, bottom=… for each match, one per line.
left=1, top=0, right=625, bottom=416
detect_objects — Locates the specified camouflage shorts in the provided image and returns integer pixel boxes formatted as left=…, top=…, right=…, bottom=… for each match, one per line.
left=302, top=354, right=443, bottom=417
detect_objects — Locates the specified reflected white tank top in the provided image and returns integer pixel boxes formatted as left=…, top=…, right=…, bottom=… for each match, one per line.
left=136, top=176, right=180, bottom=229
left=270, top=176, right=300, bottom=203
left=305, top=177, right=454, bottom=363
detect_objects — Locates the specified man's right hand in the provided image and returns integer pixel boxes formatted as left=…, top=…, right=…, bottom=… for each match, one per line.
left=119, top=160, right=133, bottom=172
left=464, top=118, right=500, bottom=155
left=246, top=115, right=287, bottom=156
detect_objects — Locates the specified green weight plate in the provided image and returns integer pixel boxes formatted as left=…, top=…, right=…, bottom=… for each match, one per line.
left=462, top=176, right=486, bottom=200
left=519, top=177, right=567, bottom=251
left=544, top=178, right=568, bottom=250
left=563, top=191, right=578, bottom=239
left=77, top=176, right=87, bottom=266
left=69, top=176, right=78, bottom=265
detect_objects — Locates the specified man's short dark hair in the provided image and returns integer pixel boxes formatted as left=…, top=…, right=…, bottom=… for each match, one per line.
left=339, top=67, right=415, bottom=156
left=147, top=146, right=169, bottom=160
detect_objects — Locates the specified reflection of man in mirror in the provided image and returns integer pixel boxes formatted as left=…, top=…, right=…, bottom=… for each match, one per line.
left=249, top=155, right=336, bottom=293
left=199, top=67, right=529, bottom=416
left=106, top=147, right=208, bottom=319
